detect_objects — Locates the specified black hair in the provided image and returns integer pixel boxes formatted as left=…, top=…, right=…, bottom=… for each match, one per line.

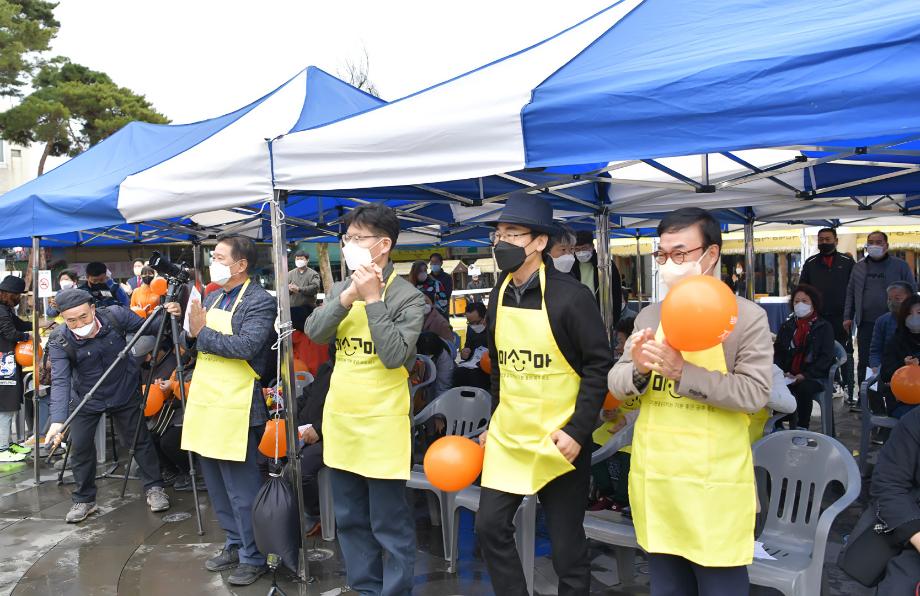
left=551, top=224, right=576, bottom=247
left=85, top=261, right=107, bottom=277
left=897, top=295, right=920, bottom=330
left=868, top=230, right=889, bottom=243
left=344, top=203, right=400, bottom=245
left=292, top=250, right=307, bottom=258
left=789, top=283, right=823, bottom=315
left=409, top=260, right=428, bottom=285
left=59, top=269, right=78, bottom=282
left=817, top=227, right=837, bottom=239
left=657, top=207, right=722, bottom=249
left=465, top=302, right=487, bottom=319
left=141, top=266, right=155, bottom=277
left=290, top=305, right=314, bottom=333
left=217, top=234, right=257, bottom=271
left=615, top=316, right=635, bottom=336
left=429, top=253, right=443, bottom=263
left=575, top=231, right=595, bottom=247
left=416, top=331, right=445, bottom=360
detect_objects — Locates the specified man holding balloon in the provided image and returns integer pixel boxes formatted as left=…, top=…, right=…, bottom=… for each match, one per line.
left=476, top=194, right=613, bottom=596
left=609, top=207, right=773, bottom=596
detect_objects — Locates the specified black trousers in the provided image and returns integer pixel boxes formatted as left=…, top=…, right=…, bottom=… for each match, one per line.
left=477, top=448, right=591, bottom=596
left=648, top=553, right=749, bottom=596
left=68, top=398, right=162, bottom=503
left=856, top=321, right=875, bottom=387
left=299, top=441, right=323, bottom=517
left=784, top=379, right=824, bottom=429
left=825, top=314, right=854, bottom=394
left=153, top=425, right=189, bottom=474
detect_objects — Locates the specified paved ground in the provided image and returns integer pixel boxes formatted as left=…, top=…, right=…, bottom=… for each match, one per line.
left=0, top=397, right=878, bottom=595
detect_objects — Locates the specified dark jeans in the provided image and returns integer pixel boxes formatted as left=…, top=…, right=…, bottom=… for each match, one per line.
left=782, top=378, right=825, bottom=429
left=825, top=314, right=854, bottom=394
left=198, top=425, right=266, bottom=566
left=477, top=449, right=591, bottom=596
left=856, top=321, right=875, bottom=387
left=648, top=553, right=749, bottom=596
left=329, top=467, right=415, bottom=596
left=68, top=397, right=162, bottom=503
left=153, top=425, right=189, bottom=474
left=299, top=441, right=323, bottom=517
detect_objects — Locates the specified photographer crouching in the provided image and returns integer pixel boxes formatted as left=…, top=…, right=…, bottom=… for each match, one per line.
left=44, top=289, right=170, bottom=523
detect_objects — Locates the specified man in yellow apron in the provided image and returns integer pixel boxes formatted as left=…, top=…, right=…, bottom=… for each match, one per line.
left=476, top=194, right=612, bottom=596
left=304, top=204, right=425, bottom=596
left=608, top=208, right=773, bottom=596
left=165, top=235, right=277, bottom=587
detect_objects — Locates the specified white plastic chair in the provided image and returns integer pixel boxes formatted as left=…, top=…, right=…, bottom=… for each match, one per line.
left=293, top=370, right=314, bottom=399
left=809, top=341, right=846, bottom=437
left=857, top=373, right=896, bottom=475
left=749, top=430, right=861, bottom=596
left=409, top=354, right=437, bottom=401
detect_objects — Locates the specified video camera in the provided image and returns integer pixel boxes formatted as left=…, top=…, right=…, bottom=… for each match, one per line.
left=149, top=250, right=192, bottom=284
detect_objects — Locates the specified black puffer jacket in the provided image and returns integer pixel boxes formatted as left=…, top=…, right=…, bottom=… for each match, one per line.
left=773, top=315, right=836, bottom=381
left=870, top=406, right=920, bottom=543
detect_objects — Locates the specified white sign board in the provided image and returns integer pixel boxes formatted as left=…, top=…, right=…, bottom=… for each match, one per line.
left=38, top=270, right=53, bottom=298
left=0, top=259, right=6, bottom=275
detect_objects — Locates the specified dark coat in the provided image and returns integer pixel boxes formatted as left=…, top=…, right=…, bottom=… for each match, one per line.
left=870, top=406, right=920, bottom=544
left=570, top=250, right=623, bottom=325
left=798, top=251, right=854, bottom=320
left=0, top=304, right=29, bottom=412
left=773, top=315, right=836, bottom=381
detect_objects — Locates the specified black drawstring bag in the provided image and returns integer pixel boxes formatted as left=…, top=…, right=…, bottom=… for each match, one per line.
left=252, top=462, right=300, bottom=574
left=837, top=504, right=905, bottom=587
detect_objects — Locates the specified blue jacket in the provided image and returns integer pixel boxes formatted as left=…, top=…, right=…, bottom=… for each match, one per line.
left=77, top=279, right=130, bottom=309
left=870, top=312, right=899, bottom=370
left=48, top=306, right=156, bottom=423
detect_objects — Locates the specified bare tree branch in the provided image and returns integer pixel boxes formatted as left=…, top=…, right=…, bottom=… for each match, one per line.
left=338, top=46, right=380, bottom=98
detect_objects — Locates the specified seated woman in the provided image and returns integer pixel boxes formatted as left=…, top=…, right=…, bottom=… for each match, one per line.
left=868, top=406, right=920, bottom=593
left=773, top=284, right=835, bottom=430
left=415, top=331, right=455, bottom=403
left=420, top=291, right=455, bottom=345
left=452, top=302, right=490, bottom=391
left=881, top=294, right=920, bottom=419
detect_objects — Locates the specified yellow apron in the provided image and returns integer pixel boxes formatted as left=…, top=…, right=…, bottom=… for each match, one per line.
left=323, top=272, right=411, bottom=480
left=182, top=280, right=258, bottom=462
left=629, top=325, right=755, bottom=567
left=592, top=394, right=641, bottom=450
left=748, top=408, right=771, bottom=444
left=481, top=266, right=581, bottom=495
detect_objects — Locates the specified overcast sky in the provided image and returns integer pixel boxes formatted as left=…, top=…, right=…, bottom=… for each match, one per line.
left=50, top=1, right=612, bottom=124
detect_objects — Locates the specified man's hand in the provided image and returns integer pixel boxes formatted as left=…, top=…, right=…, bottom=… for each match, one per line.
left=843, top=319, right=853, bottom=333
left=338, top=283, right=359, bottom=309
left=629, top=328, right=655, bottom=374
left=301, top=427, right=319, bottom=445
left=49, top=296, right=57, bottom=310
left=607, top=415, right=629, bottom=435
left=551, top=429, right=581, bottom=463
left=288, top=283, right=299, bottom=293
left=911, top=531, right=920, bottom=554
left=906, top=356, right=920, bottom=367
left=642, top=339, right=685, bottom=381
left=164, top=301, right=182, bottom=318
left=460, top=347, right=472, bottom=360
left=352, top=265, right=384, bottom=303
left=478, top=429, right=488, bottom=449
left=44, top=422, right=65, bottom=447
left=186, top=300, right=207, bottom=338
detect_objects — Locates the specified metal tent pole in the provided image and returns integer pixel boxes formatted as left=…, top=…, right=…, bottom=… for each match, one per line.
left=744, top=220, right=756, bottom=300
left=268, top=191, right=311, bottom=589
left=635, top=236, right=643, bottom=300
left=31, top=236, right=41, bottom=485
left=594, top=210, right=613, bottom=334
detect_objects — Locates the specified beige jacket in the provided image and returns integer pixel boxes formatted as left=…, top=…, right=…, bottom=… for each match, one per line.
left=608, top=297, right=772, bottom=413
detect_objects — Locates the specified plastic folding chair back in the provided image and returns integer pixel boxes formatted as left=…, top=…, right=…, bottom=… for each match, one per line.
left=749, top=430, right=861, bottom=596
left=409, top=354, right=437, bottom=400
left=858, top=373, right=897, bottom=474
left=413, top=386, right=492, bottom=437
left=293, top=371, right=313, bottom=399
left=810, top=341, right=846, bottom=436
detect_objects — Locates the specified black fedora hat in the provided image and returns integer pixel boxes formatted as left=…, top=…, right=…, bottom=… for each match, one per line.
left=488, top=193, right=558, bottom=236
left=0, top=275, right=25, bottom=294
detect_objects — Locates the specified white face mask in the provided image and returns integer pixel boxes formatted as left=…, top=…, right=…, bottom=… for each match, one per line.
left=59, top=280, right=75, bottom=290
left=209, top=261, right=233, bottom=286
left=907, top=314, right=920, bottom=334
left=735, top=267, right=743, bottom=275
left=866, top=245, right=885, bottom=259
left=575, top=250, right=593, bottom=263
left=72, top=319, right=96, bottom=338
left=793, top=302, right=813, bottom=318
left=659, top=251, right=708, bottom=289
left=295, top=259, right=307, bottom=269
left=552, top=253, right=576, bottom=273
left=469, top=323, right=486, bottom=334
left=342, top=239, right=381, bottom=272
left=133, top=265, right=143, bottom=276
left=417, top=272, right=428, bottom=282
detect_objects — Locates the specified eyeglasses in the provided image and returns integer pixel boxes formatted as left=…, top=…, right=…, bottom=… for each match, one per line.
left=489, top=231, right=532, bottom=244
left=652, top=246, right=705, bottom=265
left=342, top=234, right=380, bottom=244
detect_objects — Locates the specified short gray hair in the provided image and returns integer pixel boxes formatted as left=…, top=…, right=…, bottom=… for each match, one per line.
left=551, top=223, right=576, bottom=248
left=888, top=281, right=915, bottom=295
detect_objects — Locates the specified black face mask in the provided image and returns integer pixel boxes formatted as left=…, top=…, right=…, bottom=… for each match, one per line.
left=142, top=276, right=154, bottom=286
left=90, top=282, right=108, bottom=291
left=817, top=243, right=835, bottom=255
left=494, top=241, right=529, bottom=273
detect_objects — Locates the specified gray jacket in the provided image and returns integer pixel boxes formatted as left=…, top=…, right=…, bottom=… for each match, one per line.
left=304, top=262, right=425, bottom=371
left=844, top=255, right=916, bottom=326
left=191, top=279, right=275, bottom=427
left=289, top=266, right=321, bottom=308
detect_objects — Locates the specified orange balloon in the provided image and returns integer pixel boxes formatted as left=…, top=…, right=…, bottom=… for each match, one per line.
left=258, top=418, right=288, bottom=458
left=15, top=341, right=41, bottom=367
left=143, top=384, right=167, bottom=417
left=293, top=358, right=308, bottom=372
left=131, top=306, right=148, bottom=319
left=423, top=435, right=484, bottom=492
left=479, top=351, right=492, bottom=374
left=149, top=277, right=168, bottom=296
left=892, top=365, right=920, bottom=405
left=661, top=275, right=738, bottom=352
left=603, top=391, right=621, bottom=410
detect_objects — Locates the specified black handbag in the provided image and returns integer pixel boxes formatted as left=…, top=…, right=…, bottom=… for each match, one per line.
left=838, top=505, right=905, bottom=587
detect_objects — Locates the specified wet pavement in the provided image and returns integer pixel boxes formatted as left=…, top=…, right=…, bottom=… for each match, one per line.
left=0, top=397, right=879, bottom=595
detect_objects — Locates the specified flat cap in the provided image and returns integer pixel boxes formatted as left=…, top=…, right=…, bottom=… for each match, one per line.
left=55, top=288, right=93, bottom=312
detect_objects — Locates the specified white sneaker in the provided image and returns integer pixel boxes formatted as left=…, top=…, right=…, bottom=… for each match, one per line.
left=0, top=449, right=27, bottom=463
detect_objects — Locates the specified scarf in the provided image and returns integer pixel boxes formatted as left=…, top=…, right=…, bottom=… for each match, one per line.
left=790, top=313, right=817, bottom=375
